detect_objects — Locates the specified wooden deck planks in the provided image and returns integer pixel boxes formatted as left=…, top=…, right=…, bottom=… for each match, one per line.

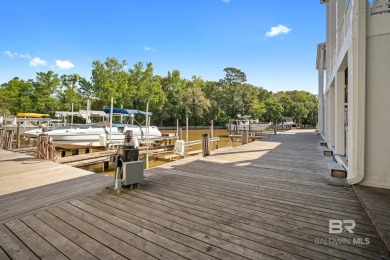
left=0, top=130, right=389, bottom=259
left=35, top=211, right=127, bottom=260
left=59, top=201, right=189, bottom=260
left=80, top=195, right=271, bottom=260
left=0, top=150, right=112, bottom=223
left=20, top=215, right=98, bottom=260
left=0, top=225, right=38, bottom=260
left=107, top=192, right=304, bottom=259
left=4, top=219, right=67, bottom=260
left=46, top=206, right=157, bottom=260
left=354, top=185, right=390, bottom=252
left=128, top=184, right=385, bottom=259
left=142, top=176, right=383, bottom=242
left=0, top=245, right=10, bottom=260
left=74, top=197, right=240, bottom=260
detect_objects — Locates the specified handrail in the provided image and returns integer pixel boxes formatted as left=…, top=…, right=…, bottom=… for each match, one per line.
left=185, top=137, right=219, bottom=147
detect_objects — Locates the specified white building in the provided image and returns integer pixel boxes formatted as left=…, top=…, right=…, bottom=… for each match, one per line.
left=317, top=0, right=390, bottom=189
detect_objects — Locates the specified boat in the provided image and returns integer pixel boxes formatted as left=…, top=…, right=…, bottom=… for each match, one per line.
left=24, top=108, right=162, bottom=147
left=0, top=113, right=61, bottom=134
left=227, top=115, right=272, bottom=132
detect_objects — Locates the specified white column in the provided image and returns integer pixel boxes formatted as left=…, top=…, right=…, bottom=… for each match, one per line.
left=318, top=44, right=325, bottom=134
left=329, top=85, right=335, bottom=147
left=335, top=71, right=345, bottom=155
left=325, top=90, right=330, bottom=143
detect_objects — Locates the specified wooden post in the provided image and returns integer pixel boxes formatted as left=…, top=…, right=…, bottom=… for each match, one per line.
left=109, top=96, right=113, bottom=144
left=16, top=122, right=21, bottom=148
left=210, top=120, right=214, bottom=138
left=86, top=148, right=91, bottom=154
left=186, top=116, right=189, bottom=142
left=179, top=128, right=183, bottom=140
left=103, top=161, right=109, bottom=170
left=37, top=134, right=55, bottom=160
left=176, top=119, right=179, bottom=137
left=216, top=139, right=219, bottom=149
left=202, top=134, right=210, bottom=157
left=0, top=129, right=4, bottom=148
left=242, top=130, right=248, bottom=145
left=4, top=130, right=14, bottom=150
left=144, top=153, right=149, bottom=169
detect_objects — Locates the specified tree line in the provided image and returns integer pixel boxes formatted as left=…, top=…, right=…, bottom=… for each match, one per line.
left=0, top=57, right=318, bottom=126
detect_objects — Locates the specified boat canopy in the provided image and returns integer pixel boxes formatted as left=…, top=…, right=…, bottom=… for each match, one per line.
left=103, top=108, right=152, bottom=116
left=16, top=113, right=50, bottom=118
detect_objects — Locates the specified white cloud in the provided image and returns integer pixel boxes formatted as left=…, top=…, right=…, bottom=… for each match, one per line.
left=265, top=24, right=292, bottom=37
left=3, top=51, right=32, bottom=59
left=144, top=47, right=156, bottom=53
left=55, top=60, right=75, bottom=69
left=4, top=51, right=17, bottom=57
left=221, top=0, right=231, bottom=3
left=19, top=53, right=32, bottom=59
left=29, top=57, right=47, bottom=67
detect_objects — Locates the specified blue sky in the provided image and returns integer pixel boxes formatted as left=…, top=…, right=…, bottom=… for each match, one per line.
left=0, top=0, right=325, bottom=94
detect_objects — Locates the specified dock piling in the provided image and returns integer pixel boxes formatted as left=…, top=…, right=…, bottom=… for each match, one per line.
left=36, top=134, right=56, bottom=160
left=202, top=134, right=210, bottom=157
left=16, top=122, right=21, bottom=148
left=242, top=130, right=248, bottom=145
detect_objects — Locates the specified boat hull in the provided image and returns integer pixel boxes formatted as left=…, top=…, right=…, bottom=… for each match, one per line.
left=24, top=125, right=162, bottom=147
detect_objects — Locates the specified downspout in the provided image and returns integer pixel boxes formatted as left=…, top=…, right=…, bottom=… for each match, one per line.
left=347, top=0, right=367, bottom=184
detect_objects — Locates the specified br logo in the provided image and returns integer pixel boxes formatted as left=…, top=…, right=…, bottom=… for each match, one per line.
left=329, top=220, right=356, bottom=234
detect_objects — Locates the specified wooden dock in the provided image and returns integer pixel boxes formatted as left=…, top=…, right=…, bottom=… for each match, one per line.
left=0, top=130, right=389, bottom=259
left=354, top=185, right=390, bottom=252
left=0, top=150, right=112, bottom=224
left=56, top=150, right=116, bottom=167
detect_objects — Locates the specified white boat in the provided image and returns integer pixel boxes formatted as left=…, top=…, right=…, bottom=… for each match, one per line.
left=227, top=115, right=272, bottom=132
left=0, top=113, right=61, bottom=134
left=24, top=108, right=162, bottom=147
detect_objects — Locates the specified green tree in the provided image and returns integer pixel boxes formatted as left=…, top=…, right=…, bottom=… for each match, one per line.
left=0, top=77, right=33, bottom=115
left=290, top=102, right=308, bottom=123
left=127, top=62, right=165, bottom=112
left=31, top=71, right=60, bottom=115
left=91, top=57, right=128, bottom=107
left=262, top=99, right=284, bottom=123
left=248, top=99, right=266, bottom=120
left=219, top=67, right=247, bottom=118
left=160, top=70, right=186, bottom=125
left=58, top=74, right=84, bottom=111
left=182, top=76, right=211, bottom=125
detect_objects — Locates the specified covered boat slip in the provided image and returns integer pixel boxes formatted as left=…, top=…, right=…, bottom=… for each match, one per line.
left=0, top=130, right=389, bottom=259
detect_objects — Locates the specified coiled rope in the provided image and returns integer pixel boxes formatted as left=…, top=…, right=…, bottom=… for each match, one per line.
left=37, top=135, right=57, bottom=161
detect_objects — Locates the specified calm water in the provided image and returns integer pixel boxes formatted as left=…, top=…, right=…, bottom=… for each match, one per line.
left=80, top=128, right=232, bottom=176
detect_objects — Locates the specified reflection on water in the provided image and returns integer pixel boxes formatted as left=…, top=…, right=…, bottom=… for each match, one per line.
left=81, top=128, right=232, bottom=176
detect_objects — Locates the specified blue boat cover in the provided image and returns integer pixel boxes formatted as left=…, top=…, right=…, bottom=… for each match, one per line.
left=103, top=108, right=152, bottom=116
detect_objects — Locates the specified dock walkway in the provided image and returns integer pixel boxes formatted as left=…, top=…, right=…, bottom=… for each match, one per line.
left=354, top=185, right=390, bottom=252
left=0, top=130, right=389, bottom=259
